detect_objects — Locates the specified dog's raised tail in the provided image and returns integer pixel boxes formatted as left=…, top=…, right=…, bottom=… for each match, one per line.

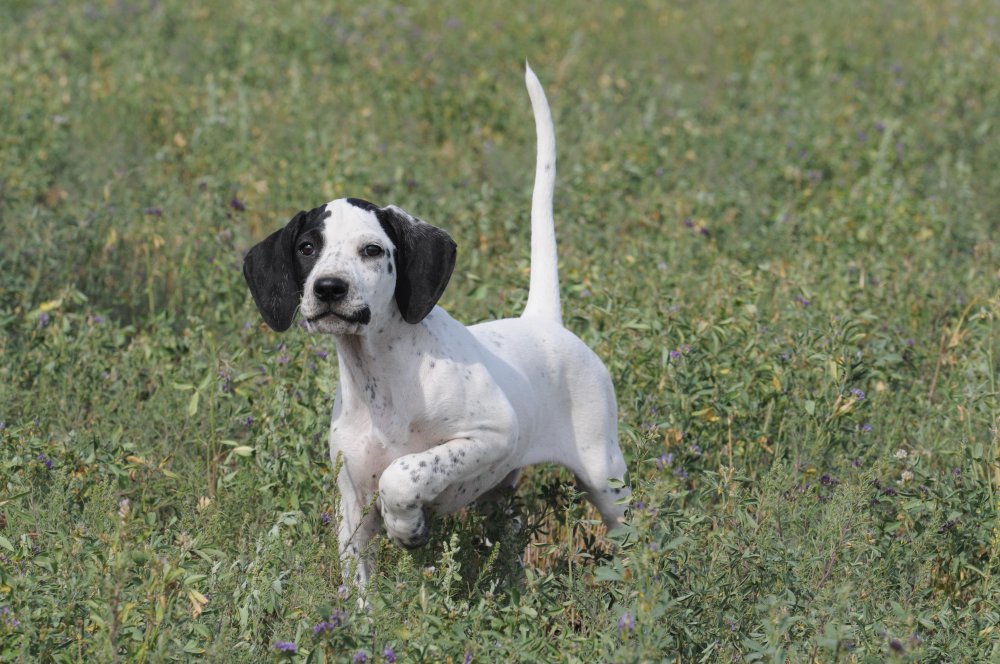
left=522, top=62, right=562, bottom=326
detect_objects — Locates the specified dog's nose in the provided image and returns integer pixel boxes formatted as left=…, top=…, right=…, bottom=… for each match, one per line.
left=314, top=277, right=349, bottom=302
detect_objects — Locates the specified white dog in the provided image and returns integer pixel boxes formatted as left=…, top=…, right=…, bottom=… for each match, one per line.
left=243, top=65, right=629, bottom=588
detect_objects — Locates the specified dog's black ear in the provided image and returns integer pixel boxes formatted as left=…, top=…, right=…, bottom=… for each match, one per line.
left=376, top=205, right=457, bottom=324
left=243, top=211, right=308, bottom=332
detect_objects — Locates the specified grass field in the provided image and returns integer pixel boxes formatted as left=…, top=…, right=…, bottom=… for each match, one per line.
left=2, top=0, right=1000, bottom=661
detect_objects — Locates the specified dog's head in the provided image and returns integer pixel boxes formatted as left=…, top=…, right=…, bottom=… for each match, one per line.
left=243, top=198, right=457, bottom=334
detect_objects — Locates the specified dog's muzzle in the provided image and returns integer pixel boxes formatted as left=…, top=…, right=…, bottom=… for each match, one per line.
left=307, top=277, right=372, bottom=325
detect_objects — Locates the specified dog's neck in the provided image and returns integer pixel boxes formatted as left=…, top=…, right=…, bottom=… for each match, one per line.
left=331, top=306, right=422, bottom=414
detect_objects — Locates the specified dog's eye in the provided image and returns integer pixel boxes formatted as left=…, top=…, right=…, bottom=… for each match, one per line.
left=298, top=242, right=315, bottom=257
left=362, top=244, right=383, bottom=258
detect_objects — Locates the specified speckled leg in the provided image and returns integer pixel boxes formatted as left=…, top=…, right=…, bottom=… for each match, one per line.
left=378, top=435, right=515, bottom=548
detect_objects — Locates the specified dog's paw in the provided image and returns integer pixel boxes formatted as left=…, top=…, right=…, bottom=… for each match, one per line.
left=383, top=505, right=430, bottom=549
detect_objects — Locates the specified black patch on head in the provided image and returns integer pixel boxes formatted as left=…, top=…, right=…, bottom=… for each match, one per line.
left=346, top=197, right=379, bottom=213
left=243, top=205, right=330, bottom=331
left=374, top=206, right=456, bottom=324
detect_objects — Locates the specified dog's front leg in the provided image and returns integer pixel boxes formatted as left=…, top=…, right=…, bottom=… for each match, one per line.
left=335, top=461, right=381, bottom=590
left=378, top=428, right=516, bottom=549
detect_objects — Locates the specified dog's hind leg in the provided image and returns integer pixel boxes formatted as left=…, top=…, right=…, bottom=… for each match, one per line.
left=563, top=369, right=630, bottom=529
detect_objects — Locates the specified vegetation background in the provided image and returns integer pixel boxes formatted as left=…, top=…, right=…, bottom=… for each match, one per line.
left=2, top=0, right=999, bottom=661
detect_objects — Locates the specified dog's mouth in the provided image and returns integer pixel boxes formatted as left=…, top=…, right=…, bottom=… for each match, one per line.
left=307, top=306, right=372, bottom=326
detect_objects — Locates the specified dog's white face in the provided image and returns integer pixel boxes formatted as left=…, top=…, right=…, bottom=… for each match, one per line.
left=299, top=199, right=398, bottom=335
left=243, top=197, right=457, bottom=334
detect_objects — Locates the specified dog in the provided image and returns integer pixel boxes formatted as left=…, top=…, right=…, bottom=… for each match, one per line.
left=243, top=64, right=629, bottom=589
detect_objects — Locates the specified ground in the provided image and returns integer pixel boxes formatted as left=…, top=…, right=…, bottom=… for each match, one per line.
left=1, top=0, right=999, bottom=661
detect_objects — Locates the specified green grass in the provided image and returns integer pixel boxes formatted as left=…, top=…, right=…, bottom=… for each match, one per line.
left=2, top=0, right=999, bottom=661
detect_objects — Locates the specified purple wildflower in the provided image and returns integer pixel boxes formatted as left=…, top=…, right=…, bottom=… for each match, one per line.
left=673, top=466, right=689, bottom=480
left=277, top=354, right=290, bottom=365
left=655, top=453, right=673, bottom=470
left=229, top=196, right=246, bottom=212
left=384, top=646, right=396, bottom=663
left=669, top=349, right=682, bottom=361
left=0, top=422, right=5, bottom=430
left=218, top=369, right=232, bottom=393
left=618, top=611, right=635, bottom=634
left=243, top=415, right=254, bottom=428
left=320, top=512, right=331, bottom=526
left=794, top=295, right=810, bottom=307
left=680, top=344, right=691, bottom=353
left=851, top=388, right=865, bottom=400
left=274, top=641, right=297, bottom=653
left=37, top=454, right=53, bottom=470
left=4, top=613, right=18, bottom=628
left=313, top=610, right=346, bottom=634
left=682, top=217, right=694, bottom=228
left=861, top=423, right=872, bottom=433
left=144, top=207, right=163, bottom=216
left=464, top=652, right=473, bottom=664
left=353, top=652, right=368, bottom=663
left=698, top=226, right=710, bottom=237
left=316, top=349, right=329, bottom=360
left=38, top=312, right=50, bottom=328
left=889, top=638, right=904, bottom=653
left=338, top=584, right=350, bottom=599
left=92, top=315, right=105, bottom=324
left=689, top=443, right=702, bottom=456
